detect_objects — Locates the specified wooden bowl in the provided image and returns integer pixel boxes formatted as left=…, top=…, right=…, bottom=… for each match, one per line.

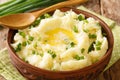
left=7, top=7, right=114, bottom=80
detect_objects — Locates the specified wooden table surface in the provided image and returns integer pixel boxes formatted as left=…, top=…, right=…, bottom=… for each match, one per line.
left=0, top=0, right=120, bottom=80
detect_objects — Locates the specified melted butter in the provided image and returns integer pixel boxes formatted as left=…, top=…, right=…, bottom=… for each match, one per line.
left=45, top=28, right=77, bottom=45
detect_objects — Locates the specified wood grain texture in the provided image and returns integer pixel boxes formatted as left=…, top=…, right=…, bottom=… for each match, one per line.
left=82, top=0, right=101, bottom=14
left=101, top=0, right=120, bottom=25
left=0, top=0, right=120, bottom=80
left=0, top=28, right=8, bottom=50
left=96, top=59, right=120, bottom=80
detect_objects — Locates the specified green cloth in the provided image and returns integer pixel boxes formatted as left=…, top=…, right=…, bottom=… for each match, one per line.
left=0, top=48, right=26, bottom=80
left=0, top=6, right=120, bottom=80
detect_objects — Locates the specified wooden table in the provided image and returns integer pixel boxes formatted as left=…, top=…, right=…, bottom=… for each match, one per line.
left=0, top=0, right=120, bottom=80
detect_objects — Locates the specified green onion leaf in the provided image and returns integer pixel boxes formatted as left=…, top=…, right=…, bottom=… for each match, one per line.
left=47, top=50, right=56, bottom=59
left=95, top=41, right=102, bottom=50
left=40, top=53, right=44, bottom=57
left=47, top=50, right=52, bottom=54
left=44, top=40, right=48, bottom=43
left=66, top=42, right=76, bottom=50
left=31, top=18, right=41, bottom=28
left=28, top=36, right=34, bottom=41
left=15, top=43, right=22, bottom=52
left=19, top=31, right=25, bottom=38
left=70, top=42, right=75, bottom=47
left=95, top=41, right=102, bottom=46
left=102, top=33, right=107, bottom=36
left=44, top=13, right=51, bottom=18
left=22, top=41, right=27, bottom=46
left=83, top=20, right=88, bottom=23
left=78, top=14, right=85, bottom=21
left=38, top=37, right=41, bottom=41
left=74, top=55, right=84, bottom=60
left=88, top=33, right=97, bottom=39
left=88, top=42, right=95, bottom=53
left=73, top=26, right=78, bottom=33
left=96, top=46, right=101, bottom=50
left=52, top=54, right=56, bottom=59
left=32, top=50, right=40, bottom=55
left=96, top=22, right=101, bottom=27
left=32, top=50, right=36, bottom=54
left=22, top=57, right=29, bottom=63
left=29, top=16, right=44, bottom=28
left=81, top=48, right=85, bottom=53
left=26, top=40, right=30, bottom=45
left=83, top=29, right=89, bottom=33
left=33, top=42, right=37, bottom=48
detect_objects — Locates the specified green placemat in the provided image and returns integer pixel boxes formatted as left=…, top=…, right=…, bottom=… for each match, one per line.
left=0, top=6, right=120, bottom=80
left=0, top=48, right=26, bottom=80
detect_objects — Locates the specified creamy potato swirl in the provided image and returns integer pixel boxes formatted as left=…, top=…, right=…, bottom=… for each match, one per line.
left=12, top=9, right=108, bottom=71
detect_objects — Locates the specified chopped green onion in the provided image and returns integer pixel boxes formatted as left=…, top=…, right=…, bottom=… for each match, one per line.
left=88, top=33, right=97, bottom=39
left=30, top=18, right=41, bottom=28
left=15, top=43, right=22, bottom=52
left=22, top=57, right=29, bottom=63
left=19, top=31, right=25, bottom=38
left=29, top=15, right=45, bottom=28
left=32, top=50, right=40, bottom=55
left=83, top=20, right=88, bottom=23
left=66, top=42, right=76, bottom=50
left=30, top=13, right=51, bottom=29
left=70, top=42, right=75, bottom=47
left=33, top=42, right=37, bottom=48
left=73, top=26, right=78, bottom=33
left=40, top=53, right=44, bottom=57
left=95, top=41, right=102, bottom=46
left=29, top=25, right=34, bottom=29
left=47, top=50, right=53, bottom=54
left=83, top=29, right=89, bottom=33
left=47, top=50, right=56, bottom=59
left=52, top=54, right=56, bottom=59
left=44, top=13, right=51, bottom=18
left=40, top=15, right=45, bottom=19
left=38, top=37, right=41, bottom=41
left=78, top=14, right=85, bottom=21
left=102, top=33, right=107, bottom=36
left=66, top=47, right=68, bottom=50
left=74, top=55, right=84, bottom=60
left=81, top=48, right=85, bottom=53
left=95, top=41, right=102, bottom=50
left=22, top=41, right=27, bottom=46
left=88, top=42, right=95, bottom=53
left=28, top=36, right=34, bottom=41
left=96, top=22, right=101, bottom=27
left=32, top=50, right=36, bottom=54
left=26, top=40, right=30, bottom=45
left=44, top=40, right=48, bottom=43
left=96, top=46, right=101, bottom=50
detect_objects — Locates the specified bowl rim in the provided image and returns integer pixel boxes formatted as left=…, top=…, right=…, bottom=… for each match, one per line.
left=7, top=7, right=114, bottom=74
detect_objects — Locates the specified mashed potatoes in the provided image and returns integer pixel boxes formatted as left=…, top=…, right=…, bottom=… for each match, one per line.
left=12, top=9, right=108, bottom=71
